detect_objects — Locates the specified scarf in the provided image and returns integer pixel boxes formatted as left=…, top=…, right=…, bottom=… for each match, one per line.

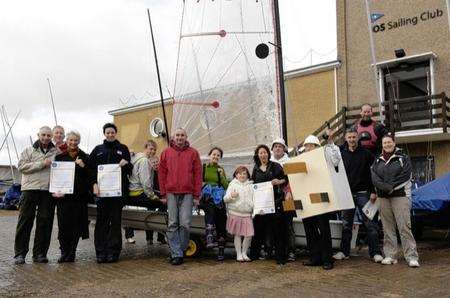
left=68, top=147, right=79, bottom=159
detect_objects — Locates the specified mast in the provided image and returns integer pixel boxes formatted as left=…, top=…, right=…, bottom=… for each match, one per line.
left=147, top=9, right=170, bottom=145
left=273, top=0, right=288, bottom=145
left=47, top=78, right=58, bottom=126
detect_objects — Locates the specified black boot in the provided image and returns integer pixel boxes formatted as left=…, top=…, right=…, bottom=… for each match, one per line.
left=217, top=246, right=225, bottom=261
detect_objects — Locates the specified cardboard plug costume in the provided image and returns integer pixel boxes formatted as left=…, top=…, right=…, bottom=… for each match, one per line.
left=283, top=146, right=354, bottom=219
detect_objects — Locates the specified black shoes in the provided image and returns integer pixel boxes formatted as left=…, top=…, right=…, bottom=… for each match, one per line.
left=107, top=255, right=119, bottom=263
left=14, top=255, right=25, bottom=265
left=322, top=262, right=334, bottom=270
left=302, top=260, right=322, bottom=267
left=171, top=257, right=184, bottom=265
left=97, top=256, right=107, bottom=263
left=33, top=255, right=49, bottom=263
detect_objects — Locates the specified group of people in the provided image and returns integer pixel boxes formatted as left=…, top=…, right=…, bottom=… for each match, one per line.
left=12, top=104, right=419, bottom=270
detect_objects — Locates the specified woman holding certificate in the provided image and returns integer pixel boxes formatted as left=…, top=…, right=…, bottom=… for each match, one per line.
left=88, top=123, right=132, bottom=264
left=250, top=144, right=289, bottom=265
left=53, top=131, right=89, bottom=263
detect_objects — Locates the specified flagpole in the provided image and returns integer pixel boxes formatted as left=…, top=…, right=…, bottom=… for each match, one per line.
left=364, top=0, right=384, bottom=122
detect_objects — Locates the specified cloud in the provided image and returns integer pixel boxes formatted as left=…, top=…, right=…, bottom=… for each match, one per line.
left=0, top=0, right=336, bottom=165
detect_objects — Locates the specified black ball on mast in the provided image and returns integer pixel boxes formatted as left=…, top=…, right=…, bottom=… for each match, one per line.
left=255, top=43, right=269, bottom=59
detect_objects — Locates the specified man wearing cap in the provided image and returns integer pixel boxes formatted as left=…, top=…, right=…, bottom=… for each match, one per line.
left=270, top=138, right=296, bottom=262
left=353, top=104, right=388, bottom=155
left=13, top=126, right=58, bottom=264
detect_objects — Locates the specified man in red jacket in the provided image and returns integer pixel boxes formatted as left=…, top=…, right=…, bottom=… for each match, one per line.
left=158, top=128, right=202, bottom=265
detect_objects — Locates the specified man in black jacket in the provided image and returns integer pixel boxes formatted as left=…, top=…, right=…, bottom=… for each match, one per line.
left=333, top=128, right=382, bottom=262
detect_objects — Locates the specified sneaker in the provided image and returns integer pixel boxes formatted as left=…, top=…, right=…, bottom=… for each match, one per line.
left=287, top=252, right=296, bottom=262
left=242, top=254, right=251, bottom=262
left=333, top=252, right=349, bottom=260
left=126, top=238, right=135, bottom=244
left=323, top=262, right=334, bottom=270
left=373, top=254, right=383, bottom=263
left=14, top=255, right=25, bottom=265
left=381, top=257, right=397, bottom=265
left=408, top=259, right=420, bottom=268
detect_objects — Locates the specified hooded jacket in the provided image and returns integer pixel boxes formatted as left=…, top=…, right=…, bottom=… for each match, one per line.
left=18, top=141, right=58, bottom=191
left=158, top=140, right=202, bottom=198
left=371, top=148, right=412, bottom=198
left=128, top=152, right=155, bottom=198
left=223, top=178, right=254, bottom=217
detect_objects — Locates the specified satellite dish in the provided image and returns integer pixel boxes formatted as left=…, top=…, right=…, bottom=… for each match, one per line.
left=255, top=43, right=269, bottom=59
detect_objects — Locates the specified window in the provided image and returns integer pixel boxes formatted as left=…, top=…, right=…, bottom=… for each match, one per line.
left=376, top=52, right=436, bottom=130
left=149, top=118, right=165, bottom=138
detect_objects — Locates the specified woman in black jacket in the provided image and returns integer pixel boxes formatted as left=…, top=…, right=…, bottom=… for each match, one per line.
left=250, top=144, right=288, bottom=265
left=88, top=123, right=132, bottom=263
left=371, top=134, right=419, bottom=267
left=53, top=131, right=90, bottom=263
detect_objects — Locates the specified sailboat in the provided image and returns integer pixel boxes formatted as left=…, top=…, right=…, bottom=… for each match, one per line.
left=171, top=0, right=285, bottom=172
left=91, top=0, right=357, bottom=257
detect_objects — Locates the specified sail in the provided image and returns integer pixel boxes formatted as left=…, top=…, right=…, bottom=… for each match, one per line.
left=172, top=0, right=282, bottom=157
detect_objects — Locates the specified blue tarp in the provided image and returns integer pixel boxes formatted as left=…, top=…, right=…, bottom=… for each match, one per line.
left=412, top=173, right=450, bottom=212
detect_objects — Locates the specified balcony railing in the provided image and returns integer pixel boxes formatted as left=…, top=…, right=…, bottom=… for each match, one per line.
left=295, top=92, right=449, bottom=151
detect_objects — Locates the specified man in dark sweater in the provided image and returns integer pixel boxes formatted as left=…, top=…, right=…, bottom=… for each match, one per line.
left=333, top=128, right=383, bottom=263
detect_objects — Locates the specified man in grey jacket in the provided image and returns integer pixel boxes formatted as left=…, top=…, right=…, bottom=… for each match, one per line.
left=14, top=126, right=58, bottom=264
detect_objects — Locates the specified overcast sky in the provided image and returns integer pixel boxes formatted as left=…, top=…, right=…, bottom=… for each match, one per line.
left=0, top=0, right=336, bottom=165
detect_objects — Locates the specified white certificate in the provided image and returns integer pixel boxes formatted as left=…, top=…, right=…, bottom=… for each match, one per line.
left=49, top=162, right=75, bottom=194
left=252, top=182, right=275, bottom=216
left=97, top=164, right=122, bottom=197
left=362, top=199, right=380, bottom=220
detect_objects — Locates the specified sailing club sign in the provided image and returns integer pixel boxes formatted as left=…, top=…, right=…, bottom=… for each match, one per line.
left=372, top=8, right=444, bottom=33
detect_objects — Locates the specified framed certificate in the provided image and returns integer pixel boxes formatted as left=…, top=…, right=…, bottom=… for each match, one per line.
left=98, top=164, right=122, bottom=197
left=49, top=162, right=76, bottom=194
left=252, top=181, right=275, bottom=216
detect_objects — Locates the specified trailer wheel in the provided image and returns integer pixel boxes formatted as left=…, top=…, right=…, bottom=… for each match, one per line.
left=185, top=237, right=202, bottom=258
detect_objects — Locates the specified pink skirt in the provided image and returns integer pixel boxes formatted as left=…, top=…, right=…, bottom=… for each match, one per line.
left=226, top=214, right=254, bottom=237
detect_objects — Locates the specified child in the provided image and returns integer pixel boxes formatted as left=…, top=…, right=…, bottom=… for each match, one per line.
left=223, top=166, right=254, bottom=262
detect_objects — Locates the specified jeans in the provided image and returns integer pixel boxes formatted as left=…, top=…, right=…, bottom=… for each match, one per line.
left=14, top=190, right=55, bottom=258
left=166, top=194, right=193, bottom=258
left=341, top=192, right=381, bottom=257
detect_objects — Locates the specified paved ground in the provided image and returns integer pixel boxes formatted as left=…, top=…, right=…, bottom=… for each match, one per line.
left=1, top=210, right=450, bottom=297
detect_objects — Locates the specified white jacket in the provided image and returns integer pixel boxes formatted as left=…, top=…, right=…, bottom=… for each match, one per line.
left=270, top=153, right=290, bottom=165
left=18, top=142, right=57, bottom=191
left=223, top=178, right=254, bottom=217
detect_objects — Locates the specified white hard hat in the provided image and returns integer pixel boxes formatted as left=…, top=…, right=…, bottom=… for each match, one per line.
left=271, top=138, right=287, bottom=150
left=303, top=135, right=321, bottom=146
